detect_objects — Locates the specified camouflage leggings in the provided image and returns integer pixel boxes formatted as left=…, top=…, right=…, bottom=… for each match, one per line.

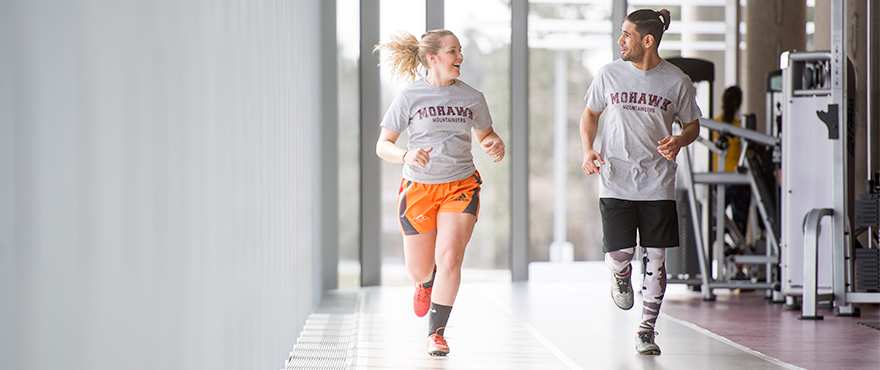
left=605, top=247, right=667, bottom=330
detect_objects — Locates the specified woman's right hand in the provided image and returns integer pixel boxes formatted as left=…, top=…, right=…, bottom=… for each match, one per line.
left=404, top=147, right=433, bottom=169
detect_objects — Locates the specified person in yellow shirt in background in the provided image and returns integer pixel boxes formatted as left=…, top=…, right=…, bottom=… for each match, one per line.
left=713, top=85, right=751, bottom=236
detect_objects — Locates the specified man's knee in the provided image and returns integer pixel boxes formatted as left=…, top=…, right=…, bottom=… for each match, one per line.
left=605, top=247, right=635, bottom=273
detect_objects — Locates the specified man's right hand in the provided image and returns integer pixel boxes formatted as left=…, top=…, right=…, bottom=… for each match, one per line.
left=582, top=150, right=604, bottom=175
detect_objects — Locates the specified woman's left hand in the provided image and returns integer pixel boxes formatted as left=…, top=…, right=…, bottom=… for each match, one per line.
left=482, top=137, right=505, bottom=162
left=474, top=127, right=505, bottom=162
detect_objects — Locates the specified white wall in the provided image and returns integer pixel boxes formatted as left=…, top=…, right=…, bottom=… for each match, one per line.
left=0, top=1, right=322, bottom=369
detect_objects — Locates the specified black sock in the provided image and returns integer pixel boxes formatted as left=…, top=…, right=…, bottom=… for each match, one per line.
left=421, top=267, right=437, bottom=289
left=428, top=303, right=452, bottom=337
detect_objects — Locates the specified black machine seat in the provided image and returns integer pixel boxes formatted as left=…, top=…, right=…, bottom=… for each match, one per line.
left=666, top=57, right=715, bottom=83
left=667, top=57, right=715, bottom=118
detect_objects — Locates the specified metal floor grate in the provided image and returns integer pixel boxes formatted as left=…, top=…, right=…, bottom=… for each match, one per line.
left=286, top=291, right=362, bottom=370
left=857, top=322, right=880, bottom=331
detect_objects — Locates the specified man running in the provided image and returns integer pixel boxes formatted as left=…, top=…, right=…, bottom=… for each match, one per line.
left=579, top=8, right=702, bottom=355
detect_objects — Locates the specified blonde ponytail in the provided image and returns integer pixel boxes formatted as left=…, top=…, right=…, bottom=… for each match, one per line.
left=374, top=29, right=456, bottom=82
left=374, top=32, right=422, bottom=82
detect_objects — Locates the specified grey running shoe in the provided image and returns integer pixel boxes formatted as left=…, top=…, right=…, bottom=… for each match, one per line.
left=611, top=266, right=634, bottom=310
left=636, top=330, right=661, bottom=355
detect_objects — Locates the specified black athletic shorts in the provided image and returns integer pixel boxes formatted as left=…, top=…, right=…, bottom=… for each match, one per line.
left=599, top=198, right=679, bottom=253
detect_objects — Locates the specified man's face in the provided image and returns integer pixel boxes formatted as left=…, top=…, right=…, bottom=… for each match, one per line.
left=618, top=20, right=645, bottom=63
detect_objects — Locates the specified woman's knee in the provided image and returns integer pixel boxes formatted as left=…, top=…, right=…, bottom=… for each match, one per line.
left=407, top=264, right=435, bottom=283
left=435, top=248, right=465, bottom=272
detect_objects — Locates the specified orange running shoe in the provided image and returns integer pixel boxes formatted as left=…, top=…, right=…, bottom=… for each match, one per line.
left=413, top=283, right=432, bottom=317
left=426, top=331, right=450, bottom=356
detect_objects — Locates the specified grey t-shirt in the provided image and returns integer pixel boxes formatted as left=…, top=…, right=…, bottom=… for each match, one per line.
left=381, top=78, right=493, bottom=184
left=585, top=59, right=702, bottom=200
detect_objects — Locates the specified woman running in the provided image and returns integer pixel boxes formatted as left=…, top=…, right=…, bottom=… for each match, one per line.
left=374, top=29, right=505, bottom=356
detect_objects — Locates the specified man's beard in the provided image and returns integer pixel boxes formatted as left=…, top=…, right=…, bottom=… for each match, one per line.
left=622, top=46, right=644, bottom=63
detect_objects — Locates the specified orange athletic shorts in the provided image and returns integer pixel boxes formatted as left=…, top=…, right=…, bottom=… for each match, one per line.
left=397, top=171, right=482, bottom=235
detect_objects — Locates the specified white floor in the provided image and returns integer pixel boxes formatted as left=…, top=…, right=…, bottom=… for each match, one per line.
left=289, top=262, right=804, bottom=370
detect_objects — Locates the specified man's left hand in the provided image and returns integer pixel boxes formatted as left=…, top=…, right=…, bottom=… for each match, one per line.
left=657, top=135, right=684, bottom=161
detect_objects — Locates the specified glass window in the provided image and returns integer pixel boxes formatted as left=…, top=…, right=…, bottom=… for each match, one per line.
left=446, top=0, right=512, bottom=278
left=528, top=1, right=612, bottom=262
left=337, top=0, right=361, bottom=288
left=378, top=0, right=427, bottom=286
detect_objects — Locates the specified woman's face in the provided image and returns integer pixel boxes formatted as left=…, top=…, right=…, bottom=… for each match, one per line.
left=429, top=35, right=463, bottom=81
